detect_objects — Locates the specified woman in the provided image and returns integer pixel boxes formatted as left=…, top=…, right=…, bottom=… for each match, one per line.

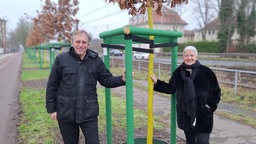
left=151, top=46, right=221, bottom=144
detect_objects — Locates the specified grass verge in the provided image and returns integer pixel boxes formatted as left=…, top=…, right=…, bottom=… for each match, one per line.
left=18, top=54, right=167, bottom=143
left=19, top=53, right=256, bottom=143
left=19, top=87, right=58, bottom=144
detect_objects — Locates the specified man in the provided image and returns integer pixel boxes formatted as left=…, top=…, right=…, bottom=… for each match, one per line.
left=46, top=30, right=126, bottom=144
left=151, top=46, right=221, bottom=144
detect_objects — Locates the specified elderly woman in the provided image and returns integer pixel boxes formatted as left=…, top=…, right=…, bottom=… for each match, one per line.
left=151, top=46, right=221, bottom=144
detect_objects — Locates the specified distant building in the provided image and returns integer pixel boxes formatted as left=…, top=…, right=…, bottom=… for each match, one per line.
left=129, top=4, right=188, bottom=52
left=129, top=4, right=256, bottom=48
left=183, top=30, right=195, bottom=42
left=193, top=18, right=256, bottom=44
left=193, top=18, right=231, bottom=42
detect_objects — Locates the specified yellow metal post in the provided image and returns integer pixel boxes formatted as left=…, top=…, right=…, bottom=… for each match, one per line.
left=147, top=1, right=155, bottom=144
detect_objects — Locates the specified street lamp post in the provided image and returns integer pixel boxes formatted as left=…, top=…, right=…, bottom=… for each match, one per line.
left=0, top=18, right=7, bottom=51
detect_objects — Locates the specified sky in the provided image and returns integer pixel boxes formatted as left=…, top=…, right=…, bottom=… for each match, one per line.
left=0, top=0, right=196, bottom=38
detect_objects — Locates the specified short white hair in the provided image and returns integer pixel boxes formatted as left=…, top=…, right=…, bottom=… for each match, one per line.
left=183, top=46, right=198, bottom=56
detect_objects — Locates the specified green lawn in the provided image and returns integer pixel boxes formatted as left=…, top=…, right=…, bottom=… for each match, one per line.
left=19, top=53, right=167, bottom=143
left=18, top=52, right=256, bottom=143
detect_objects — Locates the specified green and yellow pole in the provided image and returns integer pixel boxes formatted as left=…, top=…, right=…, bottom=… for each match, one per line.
left=146, top=1, right=155, bottom=144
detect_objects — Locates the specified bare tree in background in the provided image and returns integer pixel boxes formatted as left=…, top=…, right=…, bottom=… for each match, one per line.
left=215, top=0, right=221, bottom=12
left=170, top=2, right=190, bottom=18
left=8, top=17, right=32, bottom=50
left=190, top=0, right=219, bottom=40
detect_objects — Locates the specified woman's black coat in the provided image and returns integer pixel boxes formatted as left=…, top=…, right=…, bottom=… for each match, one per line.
left=154, top=64, right=221, bottom=133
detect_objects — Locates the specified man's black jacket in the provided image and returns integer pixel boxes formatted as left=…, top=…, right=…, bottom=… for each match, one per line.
left=46, top=47, right=125, bottom=123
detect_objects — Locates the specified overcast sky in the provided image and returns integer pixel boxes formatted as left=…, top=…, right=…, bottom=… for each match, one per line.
left=0, top=0, right=196, bottom=38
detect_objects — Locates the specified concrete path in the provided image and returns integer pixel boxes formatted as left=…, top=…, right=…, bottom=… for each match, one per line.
left=110, top=80, right=256, bottom=144
left=0, top=53, right=21, bottom=144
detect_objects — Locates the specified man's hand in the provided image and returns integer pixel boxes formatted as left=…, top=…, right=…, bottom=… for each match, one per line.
left=122, top=71, right=134, bottom=82
left=50, top=112, right=58, bottom=121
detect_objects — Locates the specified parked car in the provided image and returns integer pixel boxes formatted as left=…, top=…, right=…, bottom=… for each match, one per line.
left=110, top=49, right=123, bottom=56
left=133, top=52, right=149, bottom=60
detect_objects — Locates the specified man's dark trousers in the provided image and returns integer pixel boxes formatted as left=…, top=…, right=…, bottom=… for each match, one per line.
left=58, top=119, right=99, bottom=144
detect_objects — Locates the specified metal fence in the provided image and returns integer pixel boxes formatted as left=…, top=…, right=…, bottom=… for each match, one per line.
left=110, top=58, right=256, bottom=95
left=212, top=67, right=256, bottom=94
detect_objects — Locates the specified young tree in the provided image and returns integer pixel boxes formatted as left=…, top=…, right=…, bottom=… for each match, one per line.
left=105, top=1, right=189, bottom=144
left=55, top=0, right=79, bottom=42
left=107, top=0, right=188, bottom=16
left=26, top=0, right=57, bottom=46
left=217, top=0, right=235, bottom=52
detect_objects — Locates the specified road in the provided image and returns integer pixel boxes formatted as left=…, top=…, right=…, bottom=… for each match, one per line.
left=0, top=53, right=22, bottom=144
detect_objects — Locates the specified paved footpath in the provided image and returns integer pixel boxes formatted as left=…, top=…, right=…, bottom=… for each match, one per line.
left=0, top=53, right=21, bottom=144
left=110, top=80, right=256, bottom=144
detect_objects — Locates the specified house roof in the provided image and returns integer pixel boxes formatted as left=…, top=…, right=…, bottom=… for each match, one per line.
left=129, top=4, right=188, bottom=26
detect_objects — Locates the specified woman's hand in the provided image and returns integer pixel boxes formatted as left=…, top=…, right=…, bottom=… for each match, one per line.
left=150, top=74, right=157, bottom=84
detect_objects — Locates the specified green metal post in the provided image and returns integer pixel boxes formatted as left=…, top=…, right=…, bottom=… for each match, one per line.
left=124, top=38, right=134, bottom=144
left=49, top=48, right=53, bottom=69
left=26, top=48, right=31, bottom=59
left=52, top=48, right=55, bottom=63
left=30, top=49, right=33, bottom=59
left=99, top=26, right=183, bottom=144
left=33, top=48, right=36, bottom=63
left=170, top=38, right=178, bottom=144
left=49, top=48, right=55, bottom=69
left=39, top=49, right=42, bottom=70
left=103, top=39, right=113, bottom=144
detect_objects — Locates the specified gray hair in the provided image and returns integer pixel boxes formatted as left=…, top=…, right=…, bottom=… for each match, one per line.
left=72, top=30, right=91, bottom=42
left=183, top=46, right=198, bottom=56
